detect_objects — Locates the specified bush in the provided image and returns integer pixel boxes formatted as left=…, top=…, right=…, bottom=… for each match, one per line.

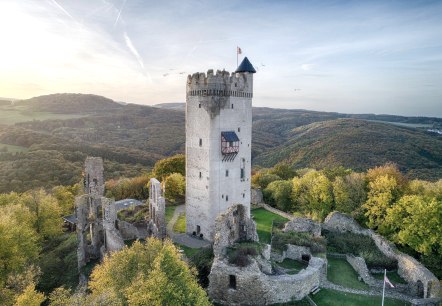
left=323, top=230, right=397, bottom=269
left=272, top=231, right=326, bottom=253
left=189, top=247, right=214, bottom=288
left=227, top=242, right=262, bottom=267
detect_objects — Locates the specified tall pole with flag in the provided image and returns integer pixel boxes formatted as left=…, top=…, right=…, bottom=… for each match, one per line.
left=382, top=269, right=395, bottom=306
left=237, top=46, right=242, bottom=68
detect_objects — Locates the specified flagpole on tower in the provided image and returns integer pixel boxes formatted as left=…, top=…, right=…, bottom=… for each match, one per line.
left=237, top=46, right=242, bottom=68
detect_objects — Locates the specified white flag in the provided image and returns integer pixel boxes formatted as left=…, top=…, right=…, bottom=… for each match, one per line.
left=384, top=275, right=395, bottom=288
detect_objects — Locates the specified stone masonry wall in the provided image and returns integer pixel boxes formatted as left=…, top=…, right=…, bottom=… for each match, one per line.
left=271, top=244, right=312, bottom=263
left=323, top=211, right=441, bottom=299
left=213, top=204, right=258, bottom=257
left=284, top=217, right=322, bottom=237
left=209, top=256, right=326, bottom=305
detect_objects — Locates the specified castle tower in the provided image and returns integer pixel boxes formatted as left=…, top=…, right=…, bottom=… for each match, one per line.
left=185, top=57, right=256, bottom=241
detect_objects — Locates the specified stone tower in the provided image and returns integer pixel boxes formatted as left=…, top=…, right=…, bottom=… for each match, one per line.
left=185, top=57, right=256, bottom=241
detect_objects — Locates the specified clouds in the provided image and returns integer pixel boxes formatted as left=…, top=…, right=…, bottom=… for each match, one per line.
left=0, top=0, right=441, bottom=116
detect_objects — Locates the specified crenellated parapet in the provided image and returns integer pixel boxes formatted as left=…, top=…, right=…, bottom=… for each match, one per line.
left=186, top=69, right=253, bottom=98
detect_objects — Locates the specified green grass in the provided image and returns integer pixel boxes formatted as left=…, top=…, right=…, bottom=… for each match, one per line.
left=165, top=206, right=176, bottom=224
left=173, top=212, right=186, bottom=233
left=311, top=288, right=410, bottom=306
left=251, top=208, right=288, bottom=244
left=0, top=106, right=87, bottom=125
left=175, top=243, right=199, bottom=257
left=0, top=143, right=28, bottom=153
left=327, top=256, right=369, bottom=290
left=372, top=271, right=407, bottom=284
left=276, top=258, right=308, bottom=274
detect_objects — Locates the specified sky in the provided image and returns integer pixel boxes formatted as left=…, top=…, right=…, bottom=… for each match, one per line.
left=0, top=0, right=441, bottom=117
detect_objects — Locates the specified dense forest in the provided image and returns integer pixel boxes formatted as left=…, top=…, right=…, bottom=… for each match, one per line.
left=0, top=93, right=441, bottom=194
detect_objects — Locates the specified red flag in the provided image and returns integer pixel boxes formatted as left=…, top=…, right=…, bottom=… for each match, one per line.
left=384, top=275, right=395, bottom=288
left=237, top=46, right=242, bottom=54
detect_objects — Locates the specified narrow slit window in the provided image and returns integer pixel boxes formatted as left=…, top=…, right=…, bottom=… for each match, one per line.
left=226, top=169, right=229, bottom=177
left=226, top=195, right=228, bottom=201
left=199, top=138, right=202, bottom=146
left=229, top=275, right=237, bottom=289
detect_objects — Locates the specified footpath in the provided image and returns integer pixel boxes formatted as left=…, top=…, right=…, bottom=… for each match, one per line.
left=166, top=205, right=211, bottom=249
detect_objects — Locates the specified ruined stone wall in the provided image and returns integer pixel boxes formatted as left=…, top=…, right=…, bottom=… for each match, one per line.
left=271, top=244, right=312, bottom=263
left=345, top=254, right=377, bottom=286
left=209, top=256, right=326, bottom=305
left=118, top=221, right=143, bottom=240
left=148, top=178, right=166, bottom=239
left=251, top=188, right=263, bottom=204
left=213, top=204, right=258, bottom=257
left=284, top=217, right=321, bottom=237
left=323, top=211, right=441, bottom=298
left=83, top=157, right=104, bottom=196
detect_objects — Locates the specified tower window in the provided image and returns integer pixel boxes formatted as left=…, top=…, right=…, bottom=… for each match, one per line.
left=243, top=193, right=245, bottom=198
left=240, top=158, right=245, bottom=181
left=231, top=103, right=234, bottom=109
left=238, top=127, right=240, bottom=132
left=199, top=138, right=202, bottom=146
left=226, top=170, right=229, bottom=177
left=199, top=172, right=202, bottom=178
left=199, top=103, right=201, bottom=108
left=226, top=195, right=228, bottom=201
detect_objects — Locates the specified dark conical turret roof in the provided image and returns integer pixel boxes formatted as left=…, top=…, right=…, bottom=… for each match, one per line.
left=235, top=57, right=256, bottom=73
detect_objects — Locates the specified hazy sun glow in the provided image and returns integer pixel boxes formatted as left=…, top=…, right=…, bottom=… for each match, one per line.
left=0, top=0, right=441, bottom=116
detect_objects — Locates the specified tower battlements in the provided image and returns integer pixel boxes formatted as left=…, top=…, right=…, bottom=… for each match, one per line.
left=186, top=69, right=253, bottom=97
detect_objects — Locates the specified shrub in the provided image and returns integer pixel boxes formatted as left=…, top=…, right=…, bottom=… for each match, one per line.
left=227, top=241, right=262, bottom=267
left=323, top=230, right=398, bottom=269
left=272, top=231, right=326, bottom=253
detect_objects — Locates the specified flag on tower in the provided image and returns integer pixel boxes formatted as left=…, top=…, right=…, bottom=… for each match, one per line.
left=237, top=46, right=242, bottom=54
left=384, top=275, right=395, bottom=288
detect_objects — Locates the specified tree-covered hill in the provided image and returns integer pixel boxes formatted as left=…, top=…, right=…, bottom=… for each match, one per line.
left=14, top=93, right=124, bottom=113
left=254, top=119, right=442, bottom=180
left=1, top=93, right=441, bottom=193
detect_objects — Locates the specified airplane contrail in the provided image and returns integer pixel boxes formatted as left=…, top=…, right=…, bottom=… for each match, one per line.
left=124, top=31, right=144, bottom=70
left=114, top=0, right=127, bottom=27
left=49, top=0, right=76, bottom=22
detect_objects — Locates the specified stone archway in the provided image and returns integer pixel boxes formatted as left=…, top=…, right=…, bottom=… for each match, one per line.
left=416, top=280, right=424, bottom=298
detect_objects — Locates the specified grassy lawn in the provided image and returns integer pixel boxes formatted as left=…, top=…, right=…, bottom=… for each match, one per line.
left=372, top=271, right=407, bottom=284
left=175, top=243, right=199, bottom=257
left=251, top=208, right=288, bottom=244
left=173, top=212, right=186, bottom=233
left=311, top=288, right=410, bottom=306
left=0, top=143, right=28, bottom=153
left=165, top=206, right=176, bottom=224
left=276, top=258, right=308, bottom=274
left=327, top=256, right=369, bottom=290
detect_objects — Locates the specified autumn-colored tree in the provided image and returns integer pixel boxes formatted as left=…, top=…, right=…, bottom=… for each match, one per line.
left=105, top=175, right=150, bottom=201
left=0, top=205, right=40, bottom=282
left=292, top=170, right=333, bottom=221
left=14, top=283, right=45, bottom=306
left=264, top=180, right=292, bottom=211
left=251, top=171, right=281, bottom=190
left=88, top=239, right=210, bottom=305
left=386, top=195, right=442, bottom=255
left=333, top=172, right=367, bottom=215
left=164, top=173, right=185, bottom=204
left=268, top=162, right=296, bottom=180
left=152, top=154, right=185, bottom=181
left=125, top=242, right=211, bottom=306
left=363, top=175, right=399, bottom=234
left=52, top=184, right=79, bottom=215
left=21, top=189, right=62, bottom=239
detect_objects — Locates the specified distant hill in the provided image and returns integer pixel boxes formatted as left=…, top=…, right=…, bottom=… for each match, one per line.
left=0, top=93, right=441, bottom=192
left=154, top=102, right=185, bottom=111
left=254, top=119, right=442, bottom=180
left=14, top=93, right=124, bottom=113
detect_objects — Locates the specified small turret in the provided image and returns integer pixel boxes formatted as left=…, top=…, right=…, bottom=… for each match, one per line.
left=235, top=57, right=256, bottom=73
